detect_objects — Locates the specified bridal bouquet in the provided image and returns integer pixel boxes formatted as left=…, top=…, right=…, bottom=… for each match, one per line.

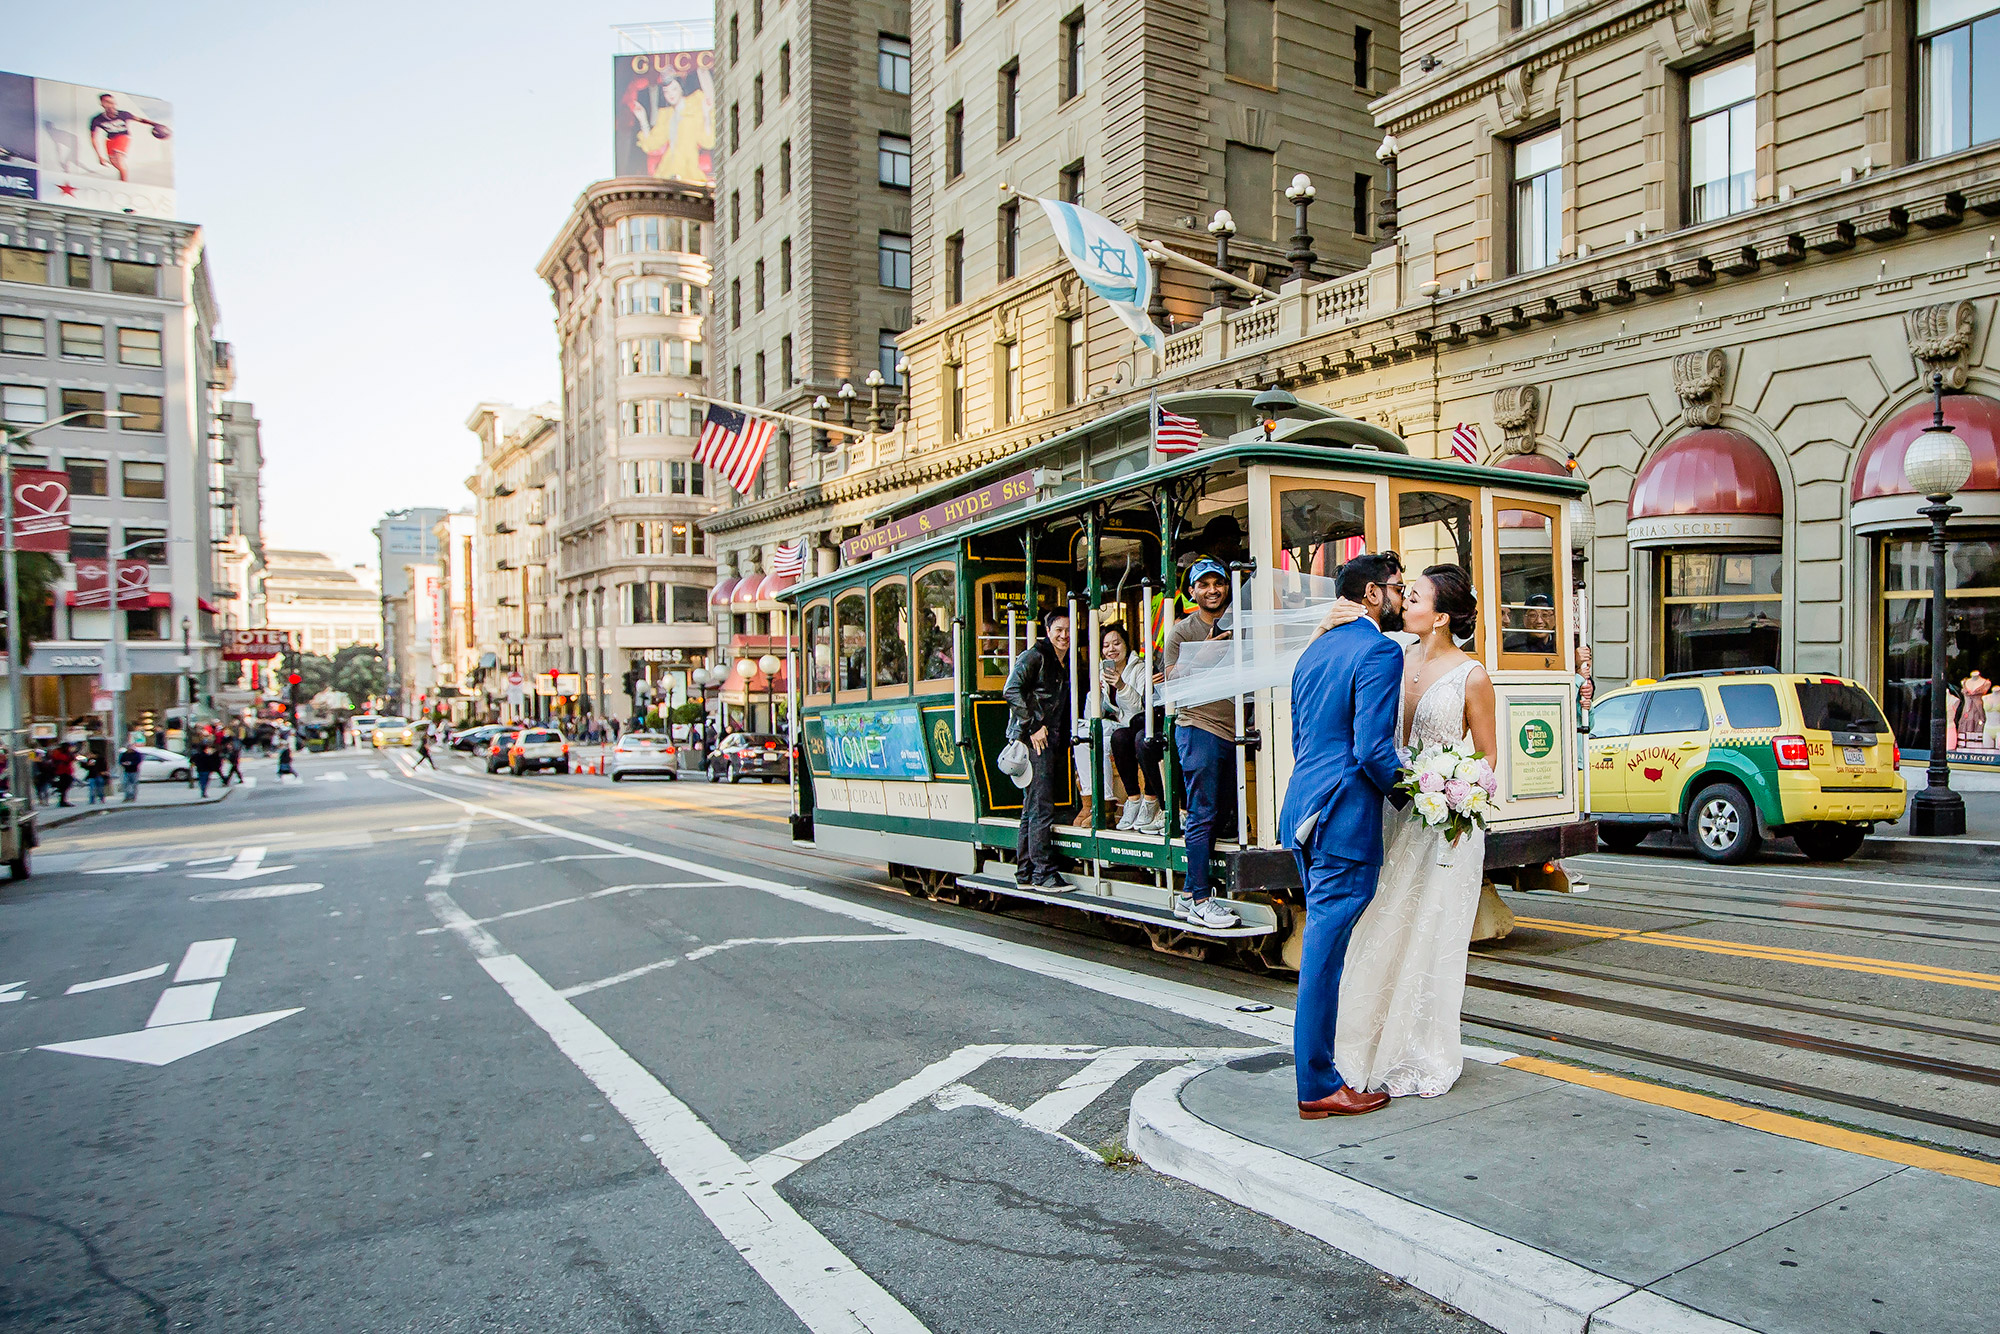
left=1394, top=742, right=1498, bottom=850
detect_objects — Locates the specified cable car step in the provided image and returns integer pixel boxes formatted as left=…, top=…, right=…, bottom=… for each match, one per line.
left=954, top=873, right=1278, bottom=939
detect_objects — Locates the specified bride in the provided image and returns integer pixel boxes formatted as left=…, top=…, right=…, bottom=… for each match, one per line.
left=1319, top=564, right=1497, bottom=1098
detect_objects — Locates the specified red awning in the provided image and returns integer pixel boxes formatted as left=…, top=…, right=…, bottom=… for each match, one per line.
left=64, top=590, right=170, bottom=608
left=1852, top=393, right=2000, bottom=500
left=708, top=576, right=740, bottom=608
left=1626, top=428, right=1783, bottom=548
left=198, top=597, right=218, bottom=614
left=755, top=572, right=798, bottom=604
left=731, top=578, right=761, bottom=609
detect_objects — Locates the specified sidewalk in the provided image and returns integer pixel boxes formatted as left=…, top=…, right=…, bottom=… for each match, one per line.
left=36, top=781, right=232, bottom=830
left=1129, top=1049, right=1994, bottom=1334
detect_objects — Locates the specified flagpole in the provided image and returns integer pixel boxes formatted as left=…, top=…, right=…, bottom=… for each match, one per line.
left=678, top=392, right=872, bottom=439
left=1140, top=245, right=1276, bottom=300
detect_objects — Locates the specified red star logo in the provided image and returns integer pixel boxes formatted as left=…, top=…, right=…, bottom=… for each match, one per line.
left=56, top=183, right=75, bottom=196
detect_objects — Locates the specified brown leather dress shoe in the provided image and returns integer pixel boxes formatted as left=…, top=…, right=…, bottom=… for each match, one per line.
left=1298, top=1086, right=1391, bottom=1119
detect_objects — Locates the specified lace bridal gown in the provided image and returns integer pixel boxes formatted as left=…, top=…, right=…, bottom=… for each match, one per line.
left=1334, top=656, right=1487, bottom=1098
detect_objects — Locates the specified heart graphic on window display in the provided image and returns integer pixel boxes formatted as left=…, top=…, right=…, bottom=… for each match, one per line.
left=114, top=560, right=149, bottom=608
left=15, top=481, right=67, bottom=523
left=1643, top=766, right=1663, bottom=782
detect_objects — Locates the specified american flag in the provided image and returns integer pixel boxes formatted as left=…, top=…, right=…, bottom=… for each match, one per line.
left=1153, top=401, right=1203, bottom=454
left=770, top=539, right=805, bottom=578
left=694, top=403, right=778, bottom=495
left=1449, top=422, right=1480, bottom=465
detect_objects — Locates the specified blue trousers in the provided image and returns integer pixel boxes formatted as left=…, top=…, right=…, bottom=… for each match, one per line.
left=1292, top=817, right=1383, bottom=1103
left=1175, top=725, right=1236, bottom=900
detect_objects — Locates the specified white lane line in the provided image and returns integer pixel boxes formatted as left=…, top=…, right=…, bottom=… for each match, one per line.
left=557, top=956, right=679, bottom=998
left=383, top=778, right=1294, bottom=1046
left=1565, top=855, right=2000, bottom=898
left=0, top=981, right=25, bottom=1003
left=755, top=1046, right=1006, bottom=1183
left=540, top=853, right=630, bottom=864
left=1020, top=1055, right=1144, bottom=1133
left=147, top=982, right=220, bottom=1027
left=439, top=860, right=535, bottom=881
left=396, top=822, right=465, bottom=832
left=932, top=1082, right=1099, bottom=1161
left=173, top=939, right=236, bottom=982
left=314, top=772, right=349, bottom=783
left=682, top=933, right=913, bottom=962
left=243, top=775, right=258, bottom=788
left=414, top=882, right=723, bottom=937
left=66, top=963, right=169, bottom=994
left=421, top=871, right=930, bottom=1333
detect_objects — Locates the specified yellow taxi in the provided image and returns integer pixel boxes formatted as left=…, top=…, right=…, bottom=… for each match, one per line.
left=369, top=718, right=416, bottom=748
left=1586, top=669, right=1905, bottom=863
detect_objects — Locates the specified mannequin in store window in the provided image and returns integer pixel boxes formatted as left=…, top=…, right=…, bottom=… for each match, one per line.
left=1959, top=669, right=1992, bottom=751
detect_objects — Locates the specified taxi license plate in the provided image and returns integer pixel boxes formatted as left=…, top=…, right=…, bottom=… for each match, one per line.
left=1843, top=746, right=1866, bottom=765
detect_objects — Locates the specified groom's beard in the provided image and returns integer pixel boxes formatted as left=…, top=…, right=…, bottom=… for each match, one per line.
left=1378, top=604, right=1405, bottom=633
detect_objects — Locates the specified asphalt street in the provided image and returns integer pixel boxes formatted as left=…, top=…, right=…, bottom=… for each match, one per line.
left=0, top=749, right=1490, bottom=1334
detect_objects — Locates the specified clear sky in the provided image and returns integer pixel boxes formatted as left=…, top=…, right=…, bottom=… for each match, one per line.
left=9, top=2, right=709, bottom=575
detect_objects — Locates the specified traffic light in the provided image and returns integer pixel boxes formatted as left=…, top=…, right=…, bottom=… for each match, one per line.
left=286, top=673, right=302, bottom=687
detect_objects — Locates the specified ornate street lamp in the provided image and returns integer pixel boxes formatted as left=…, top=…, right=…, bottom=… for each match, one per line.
left=1285, top=173, right=1318, bottom=282
left=811, top=394, right=832, bottom=454
left=735, top=657, right=758, bottom=732
left=895, top=359, right=911, bottom=426
left=838, top=381, right=857, bottom=430
left=1207, top=209, right=1237, bottom=312
left=1908, top=371, right=1975, bottom=836
left=865, top=369, right=887, bottom=432
left=1375, top=134, right=1400, bottom=241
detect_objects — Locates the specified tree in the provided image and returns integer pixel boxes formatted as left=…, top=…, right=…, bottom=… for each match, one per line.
left=331, top=645, right=385, bottom=703
left=3, top=552, right=61, bottom=655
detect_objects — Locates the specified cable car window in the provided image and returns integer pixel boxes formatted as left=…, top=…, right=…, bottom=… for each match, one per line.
left=975, top=572, right=1067, bottom=690
left=872, top=577, right=911, bottom=689
left=1279, top=488, right=1370, bottom=579
left=1398, top=490, right=1474, bottom=572
left=835, top=592, right=868, bottom=694
left=1497, top=507, right=1557, bottom=656
left=915, top=566, right=956, bottom=683
left=804, top=600, right=832, bottom=696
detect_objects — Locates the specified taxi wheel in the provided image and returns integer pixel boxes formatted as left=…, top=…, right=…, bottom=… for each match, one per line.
left=1689, top=783, right=1760, bottom=864
left=1793, top=822, right=1866, bottom=862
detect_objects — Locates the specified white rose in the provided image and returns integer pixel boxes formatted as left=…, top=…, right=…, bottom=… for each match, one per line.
left=1462, top=787, right=1489, bottom=813
left=1413, top=792, right=1449, bottom=823
left=1421, top=750, right=1457, bottom=779
left=1454, top=756, right=1484, bottom=782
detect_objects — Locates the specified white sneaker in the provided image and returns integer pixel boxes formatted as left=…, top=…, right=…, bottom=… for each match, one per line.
left=1188, top=897, right=1242, bottom=929
left=1115, top=796, right=1142, bottom=830
left=1170, top=891, right=1197, bottom=920
left=1133, top=798, right=1162, bottom=833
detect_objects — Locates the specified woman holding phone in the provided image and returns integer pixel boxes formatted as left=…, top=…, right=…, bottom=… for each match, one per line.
left=1099, top=623, right=1164, bottom=833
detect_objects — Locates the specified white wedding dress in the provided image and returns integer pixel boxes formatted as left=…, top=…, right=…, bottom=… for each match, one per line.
left=1334, top=655, right=1486, bottom=1098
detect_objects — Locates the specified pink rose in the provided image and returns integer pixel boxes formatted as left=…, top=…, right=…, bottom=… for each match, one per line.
left=1479, top=770, right=1499, bottom=796
left=1444, top=778, right=1473, bottom=807
left=1418, top=770, right=1445, bottom=793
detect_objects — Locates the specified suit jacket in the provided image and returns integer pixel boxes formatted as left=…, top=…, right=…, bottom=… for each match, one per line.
left=1277, top=617, right=1406, bottom=863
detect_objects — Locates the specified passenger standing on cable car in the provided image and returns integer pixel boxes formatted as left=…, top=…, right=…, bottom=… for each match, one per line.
left=1005, top=608, right=1075, bottom=890
left=1163, top=559, right=1243, bottom=929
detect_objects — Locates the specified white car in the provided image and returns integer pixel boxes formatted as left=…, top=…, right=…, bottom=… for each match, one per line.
left=129, top=745, right=193, bottom=782
left=352, top=715, right=385, bottom=740
left=506, top=729, right=570, bottom=775
left=608, top=731, right=681, bottom=781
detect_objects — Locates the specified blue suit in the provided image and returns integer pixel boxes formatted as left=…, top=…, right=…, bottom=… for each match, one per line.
left=1280, top=618, right=1405, bottom=1103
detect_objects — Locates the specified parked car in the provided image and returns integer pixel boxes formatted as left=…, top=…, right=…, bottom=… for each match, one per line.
left=608, top=731, right=680, bottom=781
left=707, top=732, right=790, bottom=784
left=508, top=729, right=570, bottom=775
left=451, top=724, right=506, bottom=753
left=369, top=718, right=415, bottom=748
left=351, top=715, right=385, bottom=740
left=130, top=745, right=193, bottom=783
left=1586, top=669, right=1905, bottom=863
left=484, top=729, right=522, bottom=773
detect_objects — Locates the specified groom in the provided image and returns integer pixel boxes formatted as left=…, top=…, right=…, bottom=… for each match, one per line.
left=1279, top=552, right=1406, bottom=1119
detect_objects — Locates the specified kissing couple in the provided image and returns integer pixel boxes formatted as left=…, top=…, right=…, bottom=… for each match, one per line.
left=1279, top=551, right=1499, bottom=1118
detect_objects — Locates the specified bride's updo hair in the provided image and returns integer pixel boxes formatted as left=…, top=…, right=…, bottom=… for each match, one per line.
left=1422, top=564, right=1478, bottom=642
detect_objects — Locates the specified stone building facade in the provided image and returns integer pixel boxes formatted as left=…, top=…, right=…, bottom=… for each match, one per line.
left=537, top=178, right=717, bottom=722
left=465, top=401, right=561, bottom=721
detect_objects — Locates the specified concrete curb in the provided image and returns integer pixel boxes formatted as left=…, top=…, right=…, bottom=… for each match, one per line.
left=1126, top=1065, right=1754, bottom=1334
left=38, top=788, right=231, bottom=831
left=1856, top=833, right=2000, bottom=868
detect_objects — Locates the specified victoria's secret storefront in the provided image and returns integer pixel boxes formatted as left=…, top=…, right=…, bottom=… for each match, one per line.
left=1854, top=393, right=2000, bottom=767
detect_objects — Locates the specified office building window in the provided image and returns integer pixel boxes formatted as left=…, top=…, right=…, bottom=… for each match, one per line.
left=999, top=200, right=1020, bottom=278
left=1060, top=160, right=1084, bottom=204
left=622, top=400, right=672, bottom=434
left=1352, top=173, right=1371, bottom=235
left=732, top=365, right=743, bottom=402
left=780, top=140, right=792, bottom=193
left=1, top=385, right=47, bottom=424
left=732, top=278, right=743, bottom=328
left=779, top=238, right=793, bottom=292
left=117, top=326, right=161, bottom=366
left=1000, top=61, right=1021, bottom=142
left=880, top=35, right=911, bottom=93
left=60, top=321, right=104, bottom=360
left=123, top=527, right=167, bottom=563
left=122, top=459, right=166, bottom=498
left=779, top=43, right=791, bottom=97
left=1061, top=12, right=1085, bottom=101
left=0, top=247, right=47, bottom=285
left=1688, top=56, right=1756, bottom=221
left=619, top=277, right=664, bottom=314
left=879, top=133, right=911, bottom=187
left=1354, top=26, right=1372, bottom=88
left=948, top=0, right=964, bottom=48
left=946, top=362, right=965, bottom=439
left=119, top=394, right=164, bottom=434
left=1, top=316, right=44, bottom=356
left=753, top=74, right=765, bottom=126
left=1224, top=142, right=1276, bottom=238
left=753, top=167, right=765, bottom=218
left=64, top=457, right=107, bottom=496
left=755, top=351, right=767, bottom=403
left=1512, top=129, right=1563, bottom=272
left=879, top=231, right=913, bottom=289
left=879, top=330, right=902, bottom=385
left=755, top=258, right=766, bottom=311
left=1063, top=315, right=1085, bottom=406
left=752, top=0, right=762, bottom=34
left=730, top=190, right=741, bottom=239
left=60, top=388, right=106, bottom=429
left=946, top=232, right=965, bottom=305
left=108, top=261, right=156, bottom=296
left=729, top=12, right=739, bottom=62
left=781, top=335, right=795, bottom=388
left=1225, top=0, right=1275, bottom=85
left=1520, top=0, right=1566, bottom=25
left=1000, top=340, right=1021, bottom=424
left=666, top=339, right=705, bottom=376
left=730, top=102, right=740, bottom=152
left=65, top=254, right=90, bottom=288
left=947, top=104, right=965, bottom=178
left=622, top=460, right=669, bottom=495
left=70, top=527, right=108, bottom=559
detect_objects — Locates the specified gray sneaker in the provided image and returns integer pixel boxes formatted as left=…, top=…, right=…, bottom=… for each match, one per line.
left=1170, top=891, right=1195, bottom=921
left=1188, top=897, right=1242, bottom=929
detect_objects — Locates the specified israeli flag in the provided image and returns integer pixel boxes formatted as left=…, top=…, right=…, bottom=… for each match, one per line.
left=1036, top=196, right=1165, bottom=353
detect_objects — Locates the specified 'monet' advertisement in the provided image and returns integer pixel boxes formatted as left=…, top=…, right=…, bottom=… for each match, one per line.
left=0, top=71, right=175, bottom=219
left=612, top=51, right=715, bottom=186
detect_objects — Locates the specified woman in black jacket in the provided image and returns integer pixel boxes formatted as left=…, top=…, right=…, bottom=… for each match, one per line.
left=1003, top=609, right=1074, bottom=889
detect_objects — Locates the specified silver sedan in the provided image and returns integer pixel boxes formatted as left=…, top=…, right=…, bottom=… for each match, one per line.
left=607, top=732, right=683, bottom=781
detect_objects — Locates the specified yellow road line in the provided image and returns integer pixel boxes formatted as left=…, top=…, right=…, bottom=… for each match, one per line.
left=1512, top=915, right=2000, bottom=992
left=1501, top=1053, right=2000, bottom=1189
left=612, top=789, right=792, bottom=825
